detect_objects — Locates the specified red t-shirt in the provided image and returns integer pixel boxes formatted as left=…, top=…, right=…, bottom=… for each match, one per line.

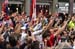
left=47, top=34, right=55, bottom=47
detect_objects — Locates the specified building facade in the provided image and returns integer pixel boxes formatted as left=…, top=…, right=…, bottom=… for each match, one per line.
left=0, top=0, right=74, bottom=15
left=0, top=0, right=52, bottom=15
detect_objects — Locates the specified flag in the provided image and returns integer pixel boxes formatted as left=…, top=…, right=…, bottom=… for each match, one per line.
left=30, top=0, right=36, bottom=20
left=4, top=0, right=8, bottom=4
left=2, top=0, right=8, bottom=15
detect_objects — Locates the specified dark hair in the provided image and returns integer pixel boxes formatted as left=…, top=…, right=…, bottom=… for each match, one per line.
left=31, top=41, right=40, bottom=49
left=71, top=31, right=75, bottom=35
left=27, top=30, right=32, bottom=36
left=42, top=30, right=50, bottom=39
left=21, top=11, right=26, bottom=14
left=67, top=31, right=75, bottom=44
left=9, top=35, right=17, bottom=47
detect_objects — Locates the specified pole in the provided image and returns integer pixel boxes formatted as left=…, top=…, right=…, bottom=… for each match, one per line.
left=52, top=0, right=58, bottom=14
left=68, top=0, right=74, bottom=16
left=25, top=0, right=31, bottom=16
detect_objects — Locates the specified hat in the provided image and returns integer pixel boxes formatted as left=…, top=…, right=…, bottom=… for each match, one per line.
left=21, top=26, right=26, bottom=30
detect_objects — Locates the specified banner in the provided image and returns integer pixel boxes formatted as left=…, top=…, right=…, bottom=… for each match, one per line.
left=30, top=0, right=36, bottom=20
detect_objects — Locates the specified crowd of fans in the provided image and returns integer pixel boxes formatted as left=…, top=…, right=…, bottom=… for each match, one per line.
left=0, top=10, right=75, bottom=49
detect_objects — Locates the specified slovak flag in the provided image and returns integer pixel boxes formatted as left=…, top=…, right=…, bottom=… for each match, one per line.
left=2, top=0, right=8, bottom=14
left=31, top=0, right=36, bottom=20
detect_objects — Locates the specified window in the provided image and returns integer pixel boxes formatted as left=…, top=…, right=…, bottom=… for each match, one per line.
left=58, top=0, right=69, bottom=2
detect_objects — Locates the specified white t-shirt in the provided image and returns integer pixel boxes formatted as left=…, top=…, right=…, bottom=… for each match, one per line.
left=73, top=46, right=75, bottom=49
left=32, top=29, right=43, bottom=43
left=32, top=29, right=44, bottom=49
left=20, top=32, right=27, bottom=45
left=33, top=23, right=42, bottom=31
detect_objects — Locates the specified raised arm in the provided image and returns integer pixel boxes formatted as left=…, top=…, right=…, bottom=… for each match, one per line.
left=0, top=21, right=6, bottom=34
left=15, top=22, right=21, bottom=34
left=42, top=17, right=55, bottom=34
left=54, top=19, right=60, bottom=27
left=54, top=20, right=68, bottom=36
left=0, top=24, right=5, bottom=34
